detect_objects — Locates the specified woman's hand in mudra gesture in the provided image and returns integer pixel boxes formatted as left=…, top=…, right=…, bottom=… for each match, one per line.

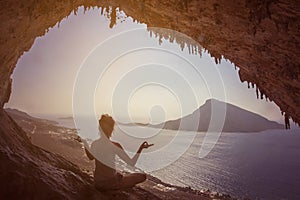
left=138, top=141, right=154, bottom=153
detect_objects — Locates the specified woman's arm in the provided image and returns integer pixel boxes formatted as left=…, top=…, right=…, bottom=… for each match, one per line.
left=85, top=147, right=95, bottom=160
left=82, top=139, right=94, bottom=160
left=113, top=141, right=153, bottom=167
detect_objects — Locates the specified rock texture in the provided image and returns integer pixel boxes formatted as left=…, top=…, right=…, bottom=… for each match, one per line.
left=0, top=0, right=299, bottom=122
left=0, top=110, right=99, bottom=199
left=0, top=0, right=299, bottom=199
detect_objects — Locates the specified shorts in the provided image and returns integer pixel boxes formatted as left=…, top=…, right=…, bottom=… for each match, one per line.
left=94, top=172, right=123, bottom=191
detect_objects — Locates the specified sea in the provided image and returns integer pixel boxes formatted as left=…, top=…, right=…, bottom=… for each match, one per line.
left=55, top=117, right=300, bottom=199
left=147, top=129, right=300, bottom=200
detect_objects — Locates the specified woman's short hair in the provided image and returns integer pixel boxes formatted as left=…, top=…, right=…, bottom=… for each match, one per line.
left=99, top=114, right=115, bottom=137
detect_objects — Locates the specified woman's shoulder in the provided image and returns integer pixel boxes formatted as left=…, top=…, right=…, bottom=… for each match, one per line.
left=111, top=141, right=123, bottom=149
left=91, top=138, right=103, bottom=148
left=91, top=138, right=123, bottom=150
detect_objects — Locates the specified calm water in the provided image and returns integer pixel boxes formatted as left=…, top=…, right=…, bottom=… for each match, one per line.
left=54, top=118, right=300, bottom=199
left=143, top=129, right=300, bottom=200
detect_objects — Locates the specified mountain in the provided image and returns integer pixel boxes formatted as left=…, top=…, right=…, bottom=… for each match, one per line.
left=153, top=99, right=283, bottom=132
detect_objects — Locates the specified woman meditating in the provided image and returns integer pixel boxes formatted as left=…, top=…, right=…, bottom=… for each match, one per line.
left=84, top=114, right=153, bottom=190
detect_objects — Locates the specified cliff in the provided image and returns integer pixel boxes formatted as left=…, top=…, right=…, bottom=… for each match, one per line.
left=0, top=110, right=97, bottom=199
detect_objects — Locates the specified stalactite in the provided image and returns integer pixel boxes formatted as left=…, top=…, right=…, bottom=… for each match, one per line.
left=180, top=42, right=184, bottom=51
left=158, top=34, right=162, bottom=45
left=170, top=34, right=174, bottom=43
left=109, top=7, right=117, bottom=28
left=74, top=7, right=78, bottom=15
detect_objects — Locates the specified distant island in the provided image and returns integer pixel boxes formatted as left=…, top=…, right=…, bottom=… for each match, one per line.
left=58, top=116, right=73, bottom=120
left=124, top=99, right=284, bottom=132
left=118, top=121, right=149, bottom=126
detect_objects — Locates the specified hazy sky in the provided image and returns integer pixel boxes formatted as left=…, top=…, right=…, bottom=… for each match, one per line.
left=5, top=6, right=284, bottom=124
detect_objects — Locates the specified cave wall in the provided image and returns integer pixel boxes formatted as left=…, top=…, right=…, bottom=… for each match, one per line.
left=0, top=0, right=299, bottom=123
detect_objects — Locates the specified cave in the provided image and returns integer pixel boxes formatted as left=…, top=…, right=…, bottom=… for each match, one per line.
left=0, top=0, right=299, bottom=199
